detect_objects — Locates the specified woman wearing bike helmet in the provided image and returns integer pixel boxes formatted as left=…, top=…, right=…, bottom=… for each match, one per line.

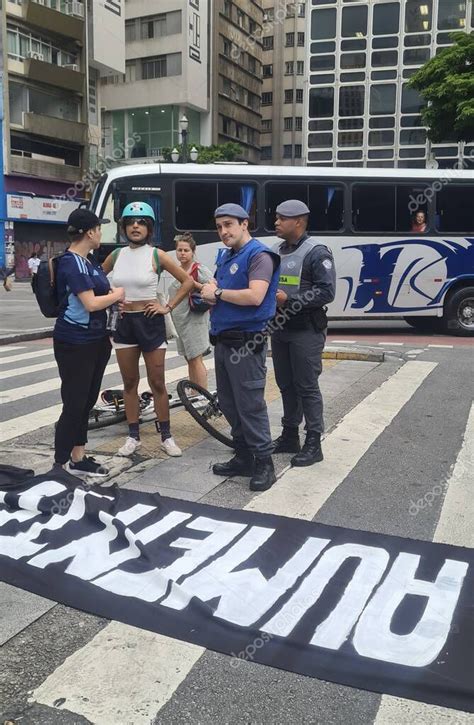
left=102, top=201, right=193, bottom=458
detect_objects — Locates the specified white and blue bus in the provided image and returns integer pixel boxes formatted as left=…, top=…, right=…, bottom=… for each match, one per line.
left=90, top=163, right=474, bottom=337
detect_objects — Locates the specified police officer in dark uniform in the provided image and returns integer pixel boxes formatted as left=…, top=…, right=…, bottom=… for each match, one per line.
left=201, top=203, right=280, bottom=491
left=271, top=199, right=336, bottom=466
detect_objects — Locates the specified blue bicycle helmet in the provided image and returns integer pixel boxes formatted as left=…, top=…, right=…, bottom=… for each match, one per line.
left=121, top=201, right=156, bottom=222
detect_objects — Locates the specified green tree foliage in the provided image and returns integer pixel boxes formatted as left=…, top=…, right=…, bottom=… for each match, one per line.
left=161, top=142, right=243, bottom=164
left=408, top=33, right=474, bottom=143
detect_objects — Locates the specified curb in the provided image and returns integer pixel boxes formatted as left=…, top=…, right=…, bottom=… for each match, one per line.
left=323, top=348, right=385, bottom=363
left=0, top=329, right=53, bottom=345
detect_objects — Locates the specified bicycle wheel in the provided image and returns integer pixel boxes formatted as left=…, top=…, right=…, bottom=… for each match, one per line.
left=88, top=406, right=126, bottom=430
left=176, top=380, right=234, bottom=448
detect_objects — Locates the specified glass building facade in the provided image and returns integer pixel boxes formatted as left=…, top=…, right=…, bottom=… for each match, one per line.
left=306, top=0, right=473, bottom=168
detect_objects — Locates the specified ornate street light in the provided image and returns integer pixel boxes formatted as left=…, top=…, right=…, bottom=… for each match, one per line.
left=179, top=114, right=189, bottom=163
left=171, top=147, right=180, bottom=163
left=190, top=146, right=199, bottom=162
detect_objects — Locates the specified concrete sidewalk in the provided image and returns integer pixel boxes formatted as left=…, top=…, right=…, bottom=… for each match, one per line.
left=0, top=282, right=53, bottom=344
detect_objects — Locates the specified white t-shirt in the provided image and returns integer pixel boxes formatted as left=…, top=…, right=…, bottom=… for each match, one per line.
left=28, top=258, right=40, bottom=274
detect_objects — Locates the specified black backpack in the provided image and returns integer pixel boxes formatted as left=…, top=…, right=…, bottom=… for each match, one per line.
left=35, top=255, right=65, bottom=318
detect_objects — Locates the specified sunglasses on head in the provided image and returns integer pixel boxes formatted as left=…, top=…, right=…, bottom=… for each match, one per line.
left=124, top=217, right=149, bottom=226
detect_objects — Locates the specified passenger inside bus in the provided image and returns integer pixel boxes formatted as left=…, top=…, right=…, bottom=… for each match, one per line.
left=411, top=211, right=427, bottom=233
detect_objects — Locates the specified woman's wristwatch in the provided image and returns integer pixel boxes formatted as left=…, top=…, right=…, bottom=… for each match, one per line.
left=214, top=287, right=223, bottom=300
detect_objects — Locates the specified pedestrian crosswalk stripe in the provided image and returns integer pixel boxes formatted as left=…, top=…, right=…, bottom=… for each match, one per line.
left=0, top=345, right=26, bottom=353
left=246, top=360, right=437, bottom=519
left=31, top=360, right=438, bottom=722
left=0, top=358, right=215, bottom=443
left=0, top=352, right=180, bottom=402
left=0, top=348, right=55, bottom=365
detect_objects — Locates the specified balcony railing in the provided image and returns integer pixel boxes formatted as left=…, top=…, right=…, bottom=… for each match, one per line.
left=9, top=0, right=84, bottom=18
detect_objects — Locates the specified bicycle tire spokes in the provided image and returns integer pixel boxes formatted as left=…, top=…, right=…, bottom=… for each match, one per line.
left=176, top=380, right=234, bottom=448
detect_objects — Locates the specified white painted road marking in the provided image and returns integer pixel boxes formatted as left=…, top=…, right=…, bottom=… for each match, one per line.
left=428, top=344, right=454, bottom=349
left=0, top=359, right=215, bottom=443
left=31, top=361, right=438, bottom=722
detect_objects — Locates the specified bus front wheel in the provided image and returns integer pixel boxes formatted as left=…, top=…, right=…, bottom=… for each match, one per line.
left=443, top=286, right=474, bottom=337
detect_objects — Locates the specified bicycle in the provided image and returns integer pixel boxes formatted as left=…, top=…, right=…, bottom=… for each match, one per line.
left=88, top=381, right=234, bottom=448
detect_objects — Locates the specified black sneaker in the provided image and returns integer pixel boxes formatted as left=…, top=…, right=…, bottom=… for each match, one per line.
left=68, top=456, right=109, bottom=477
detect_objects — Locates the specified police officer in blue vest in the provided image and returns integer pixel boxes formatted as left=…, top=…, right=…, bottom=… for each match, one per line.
left=201, top=203, right=280, bottom=492
left=271, top=199, right=336, bottom=466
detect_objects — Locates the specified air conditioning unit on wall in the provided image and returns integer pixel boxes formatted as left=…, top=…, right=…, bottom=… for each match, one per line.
left=68, top=1, right=85, bottom=18
left=63, top=64, right=79, bottom=72
left=27, top=51, right=44, bottom=62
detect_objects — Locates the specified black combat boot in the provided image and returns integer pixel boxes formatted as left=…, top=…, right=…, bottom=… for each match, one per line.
left=249, top=456, right=276, bottom=491
left=290, top=432, right=323, bottom=467
left=212, top=450, right=255, bottom=477
left=272, top=426, right=301, bottom=454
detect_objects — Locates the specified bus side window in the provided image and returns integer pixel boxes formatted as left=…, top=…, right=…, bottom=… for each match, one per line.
left=218, top=182, right=258, bottom=230
left=175, top=181, right=218, bottom=231
left=436, top=185, right=474, bottom=233
left=308, top=184, right=344, bottom=231
left=396, top=185, right=428, bottom=233
left=353, top=185, right=396, bottom=232
left=265, top=182, right=308, bottom=230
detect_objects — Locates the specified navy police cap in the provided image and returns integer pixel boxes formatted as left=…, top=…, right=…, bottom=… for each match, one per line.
left=214, top=203, right=249, bottom=220
left=276, top=199, right=310, bottom=217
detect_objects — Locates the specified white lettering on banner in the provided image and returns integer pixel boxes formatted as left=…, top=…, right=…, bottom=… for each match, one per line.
left=94, top=517, right=247, bottom=601
left=0, top=481, right=65, bottom=526
left=161, top=526, right=278, bottom=622
left=0, top=485, right=115, bottom=560
left=353, top=553, right=469, bottom=667
left=263, top=544, right=390, bottom=641
left=28, top=505, right=176, bottom=579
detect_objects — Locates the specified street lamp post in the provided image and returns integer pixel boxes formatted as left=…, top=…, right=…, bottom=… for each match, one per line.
left=179, top=114, right=189, bottom=163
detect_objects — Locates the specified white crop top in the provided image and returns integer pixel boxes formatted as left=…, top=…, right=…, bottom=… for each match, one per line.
left=111, top=245, right=159, bottom=301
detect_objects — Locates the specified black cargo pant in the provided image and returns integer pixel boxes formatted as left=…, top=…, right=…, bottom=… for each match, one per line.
left=271, top=326, right=326, bottom=434
left=54, top=336, right=111, bottom=464
left=214, top=335, right=273, bottom=458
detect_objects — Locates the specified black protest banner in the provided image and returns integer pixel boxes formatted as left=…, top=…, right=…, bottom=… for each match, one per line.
left=0, top=470, right=473, bottom=713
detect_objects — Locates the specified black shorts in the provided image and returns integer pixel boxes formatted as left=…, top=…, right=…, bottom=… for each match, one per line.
left=112, top=312, right=167, bottom=353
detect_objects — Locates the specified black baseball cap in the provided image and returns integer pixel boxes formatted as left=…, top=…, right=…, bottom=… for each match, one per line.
left=67, top=208, right=110, bottom=233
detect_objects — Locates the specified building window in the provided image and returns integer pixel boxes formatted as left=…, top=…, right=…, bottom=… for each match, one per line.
left=237, top=9, right=245, bottom=28
left=295, top=117, right=303, bottom=131
left=261, top=146, right=272, bottom=160
left=125, top=20, right=136, bottom=42
left=222, top=117, right=231, bottom=135
left=263, top=64, right=273, bottom=78
left=401, top=84, right=424, bottom=114
left=141, top=54, right=181, bottom=80
left=298, top=3, right=305, bottom=18
left=342, top=6, right=368, bottom=38
left=405, top=1, right=432, bottom=33
left=373, top=2, right=400, bottom=35
left=296, top=61, right=304, bottom=75
left=262, top=119, right=272, bottom=132
left=262, top=92, right=273, bottom=106
left=438, top=0, right=466, bottom=30
left=296, top=89, right=303, bottom=103
left=285, top=61, right=294, bottom=75
left=294, top=144, right=302, bottom=158
left=223, top=1, right=231, bottom=18
left=339, top=86, right=365, bottom=117
left=283, top=145, right=293, bottom=159
left=297, top=32, right=305, bottom=46
left=248, top=55, right=257, bottom=73
left=263, top=36, right=274, bottom=50
left=309, top=87, right=334, bottom=117
left=125, top=60, right=136, bottom=83
left=284, top=89, right=294, bottom=103
left=370, top=84, right=396, bottom=115
left=223, top=38, right=231, bottom=57
left=311, top=9, right=336, bottom=40
left=286, top=32, right=295, bottom=47
left=284, top=117, right=293, bottom=131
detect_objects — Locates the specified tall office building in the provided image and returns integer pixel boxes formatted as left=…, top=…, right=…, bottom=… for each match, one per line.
left=210, top=0, right=263, bottom=164
left=1, top=0, right=124, bottom=275
left=261, top=1, right=307, bottom=165
left=306, top=0, right=473, bottom=168
left=100, top=0, right=211, bottom=162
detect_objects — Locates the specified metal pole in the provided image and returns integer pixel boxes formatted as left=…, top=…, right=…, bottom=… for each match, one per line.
left=182, top=128, right=188, bottom=164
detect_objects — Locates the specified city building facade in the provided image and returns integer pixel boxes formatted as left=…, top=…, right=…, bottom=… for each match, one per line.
left=261, top=1, right=306, bottom=165
left=305, top=0, right=473, bottom=168
left=100, top=0, right=211, bottom=163
left=211, top=0, right=263, bottom=164
left=1, top=0, right=124, bottom=275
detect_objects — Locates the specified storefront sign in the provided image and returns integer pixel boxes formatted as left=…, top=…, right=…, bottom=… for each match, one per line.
left=7, top=195, right=79, bottom=223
